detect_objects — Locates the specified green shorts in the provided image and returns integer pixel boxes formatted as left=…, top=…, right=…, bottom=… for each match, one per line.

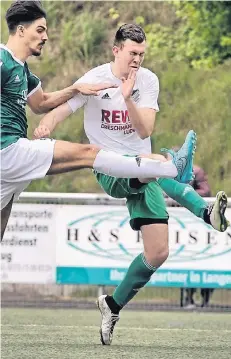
left=95, top=172, right=169, bottom=231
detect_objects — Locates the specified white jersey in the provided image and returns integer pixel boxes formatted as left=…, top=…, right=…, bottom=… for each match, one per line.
left=67, top=63, right=159, bottom=155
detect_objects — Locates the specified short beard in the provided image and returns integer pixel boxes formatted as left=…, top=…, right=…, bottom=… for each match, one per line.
left=31, top=50, right=41, bottom=57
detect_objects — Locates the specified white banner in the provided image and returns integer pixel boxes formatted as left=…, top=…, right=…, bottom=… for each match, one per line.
left=1, top=204, right=56, bottom=283
left=2, top=203, right=230, bottom=287
left=55, top=205, right=231, bottom=287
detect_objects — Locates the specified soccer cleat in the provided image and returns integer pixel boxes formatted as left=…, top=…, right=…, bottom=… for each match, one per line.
left=161, top=130, right=197, bottom=184
left=97, top=295, right=120, bottom=345
left=208, top=191, right=230, bottom=232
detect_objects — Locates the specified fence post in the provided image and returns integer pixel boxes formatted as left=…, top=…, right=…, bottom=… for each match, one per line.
left=97, top=285, right=105, bottom=297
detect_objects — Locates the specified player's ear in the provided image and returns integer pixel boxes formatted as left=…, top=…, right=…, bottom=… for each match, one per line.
left=112, top=46, right=119, bottom=58
left=17, top=25, right=25, bottom=37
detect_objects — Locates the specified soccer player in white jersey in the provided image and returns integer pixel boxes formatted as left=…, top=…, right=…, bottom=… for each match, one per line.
left=1, top=3, right=197, bottom=240
left=33, top=23, right=229, bottom=345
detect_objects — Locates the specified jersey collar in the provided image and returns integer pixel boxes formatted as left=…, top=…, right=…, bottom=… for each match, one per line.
left=0, top=44, right=24, bottom=66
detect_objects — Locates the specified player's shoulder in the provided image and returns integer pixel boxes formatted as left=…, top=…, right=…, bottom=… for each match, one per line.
left=0, top=44, right=23, bottom=71
left=138, top=66, right=159, bottom=82
left=0, top=44, right=11, bottom=62
left=82, top=63, right=111, bottom=80
left=0, top=45, right=14, bottom=76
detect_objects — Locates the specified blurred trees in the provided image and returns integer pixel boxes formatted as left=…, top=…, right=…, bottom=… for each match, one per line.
left=142, top=1, right=231, bottom=68
left=174, top=1, right=231, bottom=68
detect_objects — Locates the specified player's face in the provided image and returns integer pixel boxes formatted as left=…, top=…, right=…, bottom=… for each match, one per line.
left=23, top=18, right=48, bottom=57
left=113, top=39, right=146, bottom=76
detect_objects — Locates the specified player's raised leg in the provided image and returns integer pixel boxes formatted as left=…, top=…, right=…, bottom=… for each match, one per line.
left=157, top=178, right=230, bottom=232
left=208, top=191, right=230, bottom=232
left=47, top=130, right=196, bottom=181
left=161, top=130, right=197, bottom=183
left=94, top=130, right=196, bottom=182
left=0, top=133, right=193, bottom=240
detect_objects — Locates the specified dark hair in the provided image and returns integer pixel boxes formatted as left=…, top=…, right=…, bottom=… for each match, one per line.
left=6, top=1, right=46, bottom=34
left=114, top=24, right=146, bottom=47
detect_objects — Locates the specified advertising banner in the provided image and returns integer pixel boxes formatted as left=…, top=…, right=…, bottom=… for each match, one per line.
left=1, top=204, right=56, bottom=283
left=56, top=205, right=231, bottom=288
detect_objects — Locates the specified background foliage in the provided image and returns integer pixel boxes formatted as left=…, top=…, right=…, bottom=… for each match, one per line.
left=1, top=1, right=231, bottom=195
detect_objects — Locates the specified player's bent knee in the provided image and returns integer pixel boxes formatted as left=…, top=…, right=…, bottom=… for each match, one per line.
left=69, top=143, right=99, bottom=163
left=156, top=247, right=169, bottom=265
left=53, top=141, right=100, bottom=162
left=145, top=246, right=169, bottom=268
left=49, top=141, right=101, bottom=173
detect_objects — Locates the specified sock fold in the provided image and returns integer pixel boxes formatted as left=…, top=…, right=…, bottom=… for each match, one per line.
left=112, top=253, right=156, bottom=308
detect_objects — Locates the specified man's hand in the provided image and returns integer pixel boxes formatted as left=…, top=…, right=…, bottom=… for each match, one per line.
left=121, top=68, right=137, bottom=100
left=33, top=125, right=51, bottom=139
left=72, top=82, right=118, bottom=96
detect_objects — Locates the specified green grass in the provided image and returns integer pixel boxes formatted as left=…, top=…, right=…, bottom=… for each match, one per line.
left=1, top=308, right=231, bottom=359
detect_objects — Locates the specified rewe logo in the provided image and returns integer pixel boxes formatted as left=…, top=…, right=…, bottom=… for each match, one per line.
left=101, top=109, right=129, bottom=123
left=101, top=109, right=135, bottom=134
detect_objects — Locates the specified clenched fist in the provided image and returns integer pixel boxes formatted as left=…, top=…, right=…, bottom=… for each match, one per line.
left=33, top=125, right=51, bottom=139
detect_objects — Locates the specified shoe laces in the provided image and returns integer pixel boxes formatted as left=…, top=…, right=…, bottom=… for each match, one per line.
left=105, top=313, right=119, bottom=334
left=207, top=204, right=213, bottom=216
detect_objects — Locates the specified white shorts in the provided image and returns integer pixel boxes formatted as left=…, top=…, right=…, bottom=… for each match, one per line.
left=1, top=138, right=56, bottom=210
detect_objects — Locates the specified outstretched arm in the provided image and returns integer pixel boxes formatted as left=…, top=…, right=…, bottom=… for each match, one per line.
left=28, top=83, right=117, bottom=114
left=33, top=102, right=73, bottom=139
left=28, top=86, right=78, bottom=114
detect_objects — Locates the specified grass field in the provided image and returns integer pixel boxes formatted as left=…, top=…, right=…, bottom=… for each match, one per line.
left=2, top=308, right=231, bottom=359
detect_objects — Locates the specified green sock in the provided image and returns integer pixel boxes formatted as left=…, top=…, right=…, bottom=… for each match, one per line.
left=157, top=178, right=207, bottom=218
left=113, top=253, right=156, bottom=307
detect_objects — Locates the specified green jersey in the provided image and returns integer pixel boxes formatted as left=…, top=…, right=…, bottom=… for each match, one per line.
left=0, top=44, right=41, bottom=149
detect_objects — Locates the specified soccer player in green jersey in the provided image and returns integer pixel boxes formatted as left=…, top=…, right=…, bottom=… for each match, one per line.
left=33, top=23, right=229, bottom=345
left=1, top=1, right=197, bottom=239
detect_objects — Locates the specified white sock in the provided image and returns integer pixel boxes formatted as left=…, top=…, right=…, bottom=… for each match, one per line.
left=93, top=150, right=177, bottom=179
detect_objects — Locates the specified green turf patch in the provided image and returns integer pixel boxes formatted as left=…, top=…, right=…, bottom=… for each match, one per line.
left=2, top=309, right=231, bottom=359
